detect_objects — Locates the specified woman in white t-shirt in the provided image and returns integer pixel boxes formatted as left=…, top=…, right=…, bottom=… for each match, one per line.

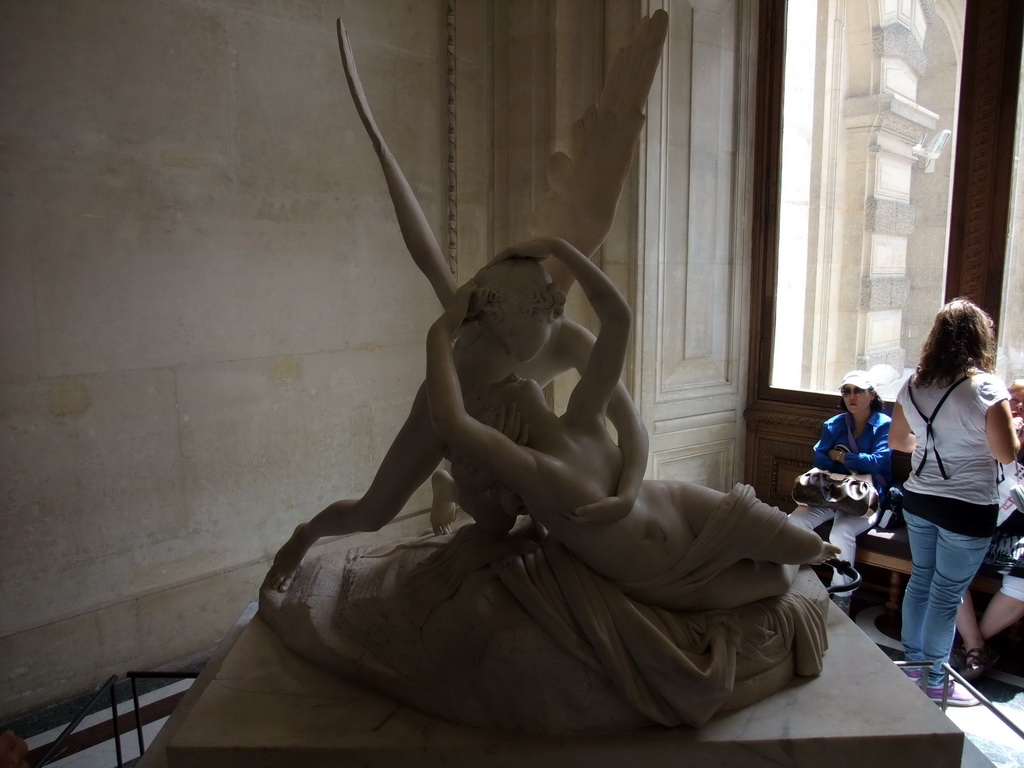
left=889, top=299, right=1020, bottom=707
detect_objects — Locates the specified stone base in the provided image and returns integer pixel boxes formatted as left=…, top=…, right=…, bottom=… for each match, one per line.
left=147, top=599, right=968, bottom=768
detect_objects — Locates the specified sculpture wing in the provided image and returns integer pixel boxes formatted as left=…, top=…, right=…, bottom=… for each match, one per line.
left=529, top=9, right=668, bottom=280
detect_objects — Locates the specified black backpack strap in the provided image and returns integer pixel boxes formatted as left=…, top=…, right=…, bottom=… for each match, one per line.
left=908, top=375, right=968, bottom=479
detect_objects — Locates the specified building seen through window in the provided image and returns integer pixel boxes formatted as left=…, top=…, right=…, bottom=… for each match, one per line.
left=771, top=0, right=1023, bottom=399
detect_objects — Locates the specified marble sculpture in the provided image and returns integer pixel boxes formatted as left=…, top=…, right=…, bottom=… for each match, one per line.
left=259, top=10, right=838, bottom=734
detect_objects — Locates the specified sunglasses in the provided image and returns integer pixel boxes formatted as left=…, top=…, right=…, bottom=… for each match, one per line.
left=840, top=387, right=867, bottom=396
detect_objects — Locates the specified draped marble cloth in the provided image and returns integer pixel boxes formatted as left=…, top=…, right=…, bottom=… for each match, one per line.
left=259, top=483, right=829, bottom=733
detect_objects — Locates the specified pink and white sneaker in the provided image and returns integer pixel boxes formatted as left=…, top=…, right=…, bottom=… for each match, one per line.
left=926, top=681, right=980, bottom=707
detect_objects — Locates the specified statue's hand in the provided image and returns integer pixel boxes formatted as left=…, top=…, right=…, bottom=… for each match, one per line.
left=492, top=238, right=554, bottom=265
left=490, top=402, right=529, bottom=445
left=563, top=496, right=631, bottom=526
left=430, top=511, right=455, bottom=536
left=447, top=279, right=477, bottom=321
left=263, top=562, right=295, bottom=593
left=429, top=469, right=457, bottom=535
left=810, top=542, right=842, bottom=565
left=262, top=524, right=311, bottom=593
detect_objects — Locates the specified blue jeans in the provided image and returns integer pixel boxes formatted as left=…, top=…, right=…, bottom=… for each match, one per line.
left=901, top=511, right=991, bottom=687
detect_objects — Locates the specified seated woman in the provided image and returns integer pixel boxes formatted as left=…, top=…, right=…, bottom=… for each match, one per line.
left=953, top=549, right=1024, bottom=680
left=788, top=370, right=891, bottom=609
left=952, top=377, right=1024, bottom=679
left=425, top=236, right=839, bottom=611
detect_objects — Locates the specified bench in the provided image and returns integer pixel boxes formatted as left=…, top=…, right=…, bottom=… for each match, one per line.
left=854, top=525, right=1003, bottom=614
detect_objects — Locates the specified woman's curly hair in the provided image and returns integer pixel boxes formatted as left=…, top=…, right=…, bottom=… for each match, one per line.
left=914, top=298, right=996, bottom=387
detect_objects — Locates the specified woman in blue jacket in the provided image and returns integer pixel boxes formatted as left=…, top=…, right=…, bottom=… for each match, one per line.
left=790, top=371, right=892, bottom=608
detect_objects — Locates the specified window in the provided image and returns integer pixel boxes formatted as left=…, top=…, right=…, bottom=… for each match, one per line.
left=998, top=70, right=1024, bottom=380
left=751, top=0, right=1023, bottom=407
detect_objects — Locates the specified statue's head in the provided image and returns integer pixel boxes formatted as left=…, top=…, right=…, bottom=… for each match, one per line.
left=470, top=257, right=566, bottom=363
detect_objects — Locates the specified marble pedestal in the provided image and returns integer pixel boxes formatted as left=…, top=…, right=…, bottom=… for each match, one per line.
left=138, top=598, right=973, bottom=768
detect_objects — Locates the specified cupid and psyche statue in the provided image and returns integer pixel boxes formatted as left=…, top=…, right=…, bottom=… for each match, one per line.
left=259, top=10, right=838, bottom=734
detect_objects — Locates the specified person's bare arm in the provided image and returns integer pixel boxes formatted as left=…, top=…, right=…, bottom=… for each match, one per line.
left=542, top=239, right=641, bottom=521
left=987, top=399, right=1021, bottom=464
left=425, top=283, right=539, bottom=483
left=522, top=283, right=647, bottom=523
left=888, top=402, right=916, bottom=453
left=487, top=238, right=644, bottom=522
left=567, top=383, right=648, bottom=525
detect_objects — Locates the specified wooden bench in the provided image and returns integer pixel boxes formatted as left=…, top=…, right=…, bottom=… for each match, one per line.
left=854, top=525, right=1003, bottom=614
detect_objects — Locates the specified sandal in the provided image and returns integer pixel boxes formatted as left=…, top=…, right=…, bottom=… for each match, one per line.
left=949, top=640, right=966, bottom=672
left=962, top=645, right=999, bottom=682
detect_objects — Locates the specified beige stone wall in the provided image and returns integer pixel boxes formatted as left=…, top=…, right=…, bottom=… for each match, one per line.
left=0, top=0, right=449, bottom=716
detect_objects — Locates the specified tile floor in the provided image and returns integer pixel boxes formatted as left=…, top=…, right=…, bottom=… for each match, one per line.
left=2, top=592, right=1021, bottom=768
left=850, top=591, right=1024, bottom=768
left=1, top=666, right=202, bottom=768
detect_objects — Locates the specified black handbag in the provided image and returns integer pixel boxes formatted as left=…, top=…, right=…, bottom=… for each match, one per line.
left=874, top=485, right=904, bottom=530
left=792, top=468, right=879, bottom=518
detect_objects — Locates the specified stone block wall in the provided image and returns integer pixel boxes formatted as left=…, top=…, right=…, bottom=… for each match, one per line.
left=0, top=0, right=447, bottom=716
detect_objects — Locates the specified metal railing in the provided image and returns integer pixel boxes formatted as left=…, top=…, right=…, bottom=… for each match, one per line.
left=30, top=668, right=198, bottom=767
left=33, top=675, right=121, bottom=767
left=823, top=559, right=863, bottom=594
left=894, top=659, right=1024, bottom=744
left=124, top=669, right=199, bottom=757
